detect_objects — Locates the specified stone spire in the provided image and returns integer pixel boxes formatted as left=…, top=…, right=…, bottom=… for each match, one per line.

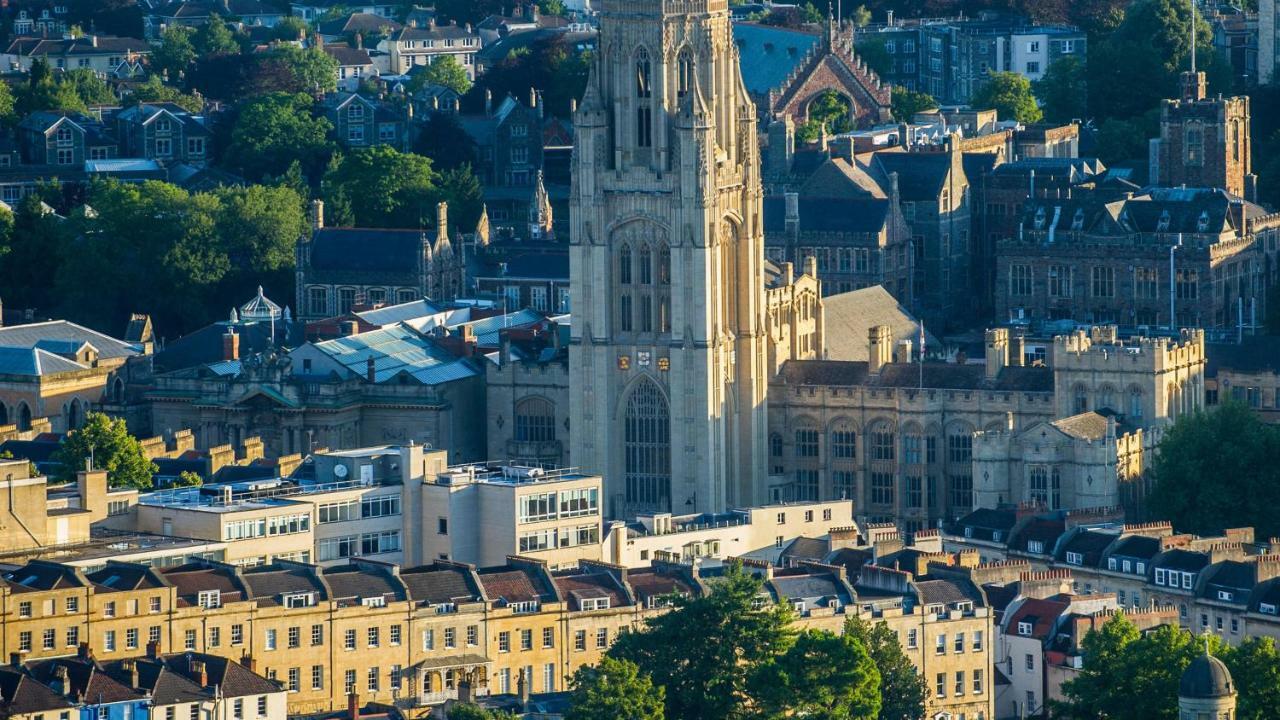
left=529, top=171, right=553, bottom=239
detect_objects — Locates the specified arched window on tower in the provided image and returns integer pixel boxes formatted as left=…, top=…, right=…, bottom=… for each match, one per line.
left=639, top=244, right=652, bottom=285
left=619, top=244, right=632, bottom=285
left=1129, top=386, right=1144, bottom=421
left=677, top=49, right=693, bottom=98
left=625, top=378, right=671, bottom=511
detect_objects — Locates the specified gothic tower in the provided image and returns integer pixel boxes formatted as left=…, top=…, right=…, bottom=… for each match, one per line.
left=569, top=0, right=769, bottom=517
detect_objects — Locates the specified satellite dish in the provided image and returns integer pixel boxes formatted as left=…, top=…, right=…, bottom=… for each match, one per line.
left=334, top=465, right=349, bottom=479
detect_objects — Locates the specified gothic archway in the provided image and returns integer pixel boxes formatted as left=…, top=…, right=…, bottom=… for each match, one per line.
left=623, top=377, right=671, bottom=512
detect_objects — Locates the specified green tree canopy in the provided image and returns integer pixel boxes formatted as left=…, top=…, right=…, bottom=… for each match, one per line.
left=891, top=86, right=938, bottom=122
left=0, top=195, right=69, bottom=313
left=152, top=25, right=198, bottom=81
left=193, top=19, right=241, bottom=57
left=173, top=471, right=204, bottom=488
left=972, top=71, right=1043, bottom=123
left=844, top=617, right=929, bottom=720
left=16, top=58, right=89, bottom=115
left=411, top=54, right=473, bottom=95
left=566, top=656, right=665, bottom=720
left=263, top=44, right=340, bottom=94
left=854, top=38, right=891, bottom=76
left=470, top=35, right=589, bottom=118
left=1148, top=401, right=1280, bottom=540
left=414, top=113, right=479, bottom=171
left=322, top=146, right=438, bottom=229
left=0, top=78, right=16, bottom=125
left=608, top=563, right=794, bottom=720
left=1226, top=637, right=1280, bottom=720
left=751, top=629, right=881, bottom=720
left=128, top=75, right=204, bottom=113
left=272, top=16, right=310, bottom=42
left=225, top=92, right=334, bottom=182
left=1034, top=55, right=1087, bottom=123
left=59, top=68, right=117, bottom=107
left=52, top=413, right=157, bottom=490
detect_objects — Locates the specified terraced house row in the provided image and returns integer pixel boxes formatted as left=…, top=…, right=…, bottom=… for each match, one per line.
left=0, top=550, right=995, bottom=719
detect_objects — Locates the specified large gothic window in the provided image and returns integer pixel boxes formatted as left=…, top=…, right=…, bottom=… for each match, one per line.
left=657, top=244, right=671, bottom=285
left=514, top=397, right=556, bottom=443
left=624, top=378, right=670, bottom=510
left=635, top=48, right=652, bottom=98
left=639, top=244, right=652, bottom=284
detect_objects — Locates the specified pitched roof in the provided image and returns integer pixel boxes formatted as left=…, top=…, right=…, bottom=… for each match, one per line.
left=553, top=571, right=629, bottom=611
left=0, top=346, right=87, bottom=376
left=308, top=227, right=427, bottom=275
left=162, top=563, right=248, bottom=607
left=319, top=12, right=402, bottom=36
left=1059, top=530, right=1116, bottom=567
left=307, top=323, right=479, bottom=385
left=321, top=565, right=406, bottom=606
left=241, top=564, right=326, bottom=605
left=1005, top=597, right=1069, bottom=639
left=477, top=568, right=553, bottom=605
left=763, top=195, right=892, bottom=234
left=1051, top=411, right=1115, bottom=441
left=732, top=23, right=821, bottom=96
left=916, top=577, right=986, bottom=607
left=26, top=657, right=144, bottom=705
left=820, top=287, right=935, bottom=363
left=5, top=35, right=149, bottom=57
left=400, top=565, right=482, bottom=606
left=323, top=44, right=373, bottom=67
left=1109, top=535, right=1161, bottom=560
left=0, top=666, right=75, bottom=715
left=872, top=151, right=959, bottom=202
left=0, top=320, right=141, bottom=360
left=1158, top=548, right=1210, bottom=573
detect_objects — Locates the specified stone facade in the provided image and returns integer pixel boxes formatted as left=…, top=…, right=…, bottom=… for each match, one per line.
left=1152, top=71, right=1254, bottom=201
left=568, top=0, right=816, bottom=517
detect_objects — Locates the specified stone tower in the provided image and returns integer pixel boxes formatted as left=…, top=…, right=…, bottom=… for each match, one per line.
left=1152, top=70, right=1254, bottom=200
left=569, top=0, right=769, bottom=517
left=1178, top=649, right=1237, bottom=719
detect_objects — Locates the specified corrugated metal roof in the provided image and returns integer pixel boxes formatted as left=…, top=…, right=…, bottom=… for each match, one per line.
left=733, top=24, right=820, bottom=96
left=355, top=299, right=446, bottom=326
left=313, top=323, right=477, bottom=385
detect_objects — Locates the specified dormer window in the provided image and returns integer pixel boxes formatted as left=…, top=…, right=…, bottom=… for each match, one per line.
left=954, top=601, right=973, bottom=612
left=283, top=592, right=316, bottom=608
left=580, top=597, right=610, bottom=611
left=435, top=602, right=457, bottom=614
left=1018, top=621, right=1033, bottom=636
left=1034, top=207, right=1047, bottom=230
left=197, top=590, right=221, bottom=609
left=1028, top=540, right=1045, bottom=554
left=1066, top=551, right=1084, bottom=566
left=1071, top=208, right=1084, bottom=230
left=1217, top=590, right=1233, bottom=601
left=1197, top=210, right=1210, bottom=233
left=362, top=596, right=386, bottom=608
left=1157, top=210, right=1171, bottom=232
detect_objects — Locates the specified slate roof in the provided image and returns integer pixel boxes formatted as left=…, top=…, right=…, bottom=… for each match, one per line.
left=1005, top=597, right=1069, bottom=639
left=1109, top=535, right=1162, bottom=561
left=152, top=322, right=276, bottom=373
left=553, top=571, right=629, bottom=611
left=825, top=547, right=874, bottom=574
left=916, top=577, right=985, bottom=607
left=400, top=565, right=482, bottom=606
left=86, top=563, right=168, bottom=592
left=1012, top=519, right=1066, bottom=554
left=321, top=565, right=406, bottom=605
left=0, top=666, right=74, bottom=715
left=477, top=568, right=553, bottom=604
left=4, top=562, right=87, bottom=592
left=5, top=35, right=149, bottom=57
left=763, top=195, right=892, bottom=234
left=956, top=507, right=1018, bottom=533
left=241, top=564, right=326, bottom=605
left=779, top=537, right=829, bottom=564
left=162, top=563, right=247, bottom=607
left=777, top=359, right=1053, bottom=392
left=732, top=23, right=821, bottom=95
left=625, top=569, right=694, bottom=604
left=871, top=152, right=956, bottom=202
left=323, top=44, right=374, bottom=67
left=1156, top=548, right=1210, bottom=573
left=820, top=287, right=936, bottom=363
left=27, top=657, right=144, bottom=705
left=308, top=227, right=427, bottom=275
left=319, top=12, right=401, bottom=36
left=1206, top=336, right=1280, bottom=376
left=770, top=572, right=849, bottom=605
left=0, top=320, right=141, bottom=360
left=0, top=346, right=88, bottom=376
left=798, top=158, right=887, bottom=199
left=105, top=658, right=205, bottom=705
left=170, top=654, right=280, bottom=698
left=1201, top=560, right=1256, bottom=597
left=1059, top=530, right=1116, bottom=567
left=388, top=24, right=476, bottom=42
left=473, top=252, right=569, bottom=281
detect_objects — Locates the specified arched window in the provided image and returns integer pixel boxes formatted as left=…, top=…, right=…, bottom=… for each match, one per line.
left=769, top=433, right=783, bottom=457
left=635, top=48, right=652, bottom=98
left=635, top=48, right=653, bottom=148
left=112, top=378, right=125, bottom=404
left=1097, top=385, right=1116, bottom=413
left=65, top=399, right=79, bottom=431
left=830, top=427, right=856, bottom=460
left=676, top=49, right=693, bottom=97
left=1073, top=383, right=1088, bottom=414
left=16, top=402, right=31, bottom=432
left=1128, top=386, right=1144, bottom=420
left=657, top=244, right=671, bottom=285
left=624, top=378, right=670, bottom=510
left=619, top=244, right=632, bottom=285
left=514, top=397, right=556, bottom=443
left=619, top=294, right=633, bottom=332
left=639, top=243, right=652, bottom=284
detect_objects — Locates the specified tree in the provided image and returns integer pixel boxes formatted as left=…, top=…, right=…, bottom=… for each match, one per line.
left=1224, top=637, right=1280, bottom=720
left=128, top=76, right=204, bottom=113
left=193, top=19, right=240, bottom=57
left=438, top=165, right=485, bottom=233
left=852, top=4, right=873, bottom=27
left=0, top=195, right=69, bottom=313
left=972, top=71, right=1043, bottom=123
left=1034, top=55, right=1087, bottom=123
left=414, top=113, right=478, bottom=171
left=152, top=25, right=198, bottom=81
left=60, top=68, right=118, bottom=107
left=212, top=184, right=308, bottom=302
left=51, top=413, right=157, bottom=490
left=751, top=629, right=881, bottom=720
left=566, top=657, right=665, bottom=720
left=173, top=471, right=203, bottom=488
left=608, top=563, right=794, bottom=720
left=272, top=16, right=309, bottom=42
left=854, top=38, right=891, bottom=76
left=1148, top=402, right=1280, bottom=540
left=844, top=618, right=928, bottom=720
left=16, top=58, right=89, bottom=115
left=469, top=35, right=590, bottom=118
left=224, top=92, right=334, bottom=182
left=322, top=146, right=438, bottom=228
left=443, top=706, right=516, bottom=720
left=264, top=44, right=340, bottom=94
left=891, top=86, right=938, bottom=122
left=538, top=0, right=567, bottom=16
left=412, top=55, right=473, bottom=95
left=797, top=90, right=854, bottom=142
left=0, top=79, right=15, bottom=126
left=1095, top=116, right=1151, bottom=164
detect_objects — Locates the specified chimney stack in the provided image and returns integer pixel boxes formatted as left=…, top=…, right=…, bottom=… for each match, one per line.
left=365, top=355, right=375, bottom=383
left=348, top=692, right=360, bottom=720
left=222, top=329, right=239, bottom=361
left=868, top=325, right=893, bottom=376
left=984, top=328, right=1009, bottom=379
left=309, top=199, right=324, bottom=230
left=146, top=641, right=160, bottom=659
